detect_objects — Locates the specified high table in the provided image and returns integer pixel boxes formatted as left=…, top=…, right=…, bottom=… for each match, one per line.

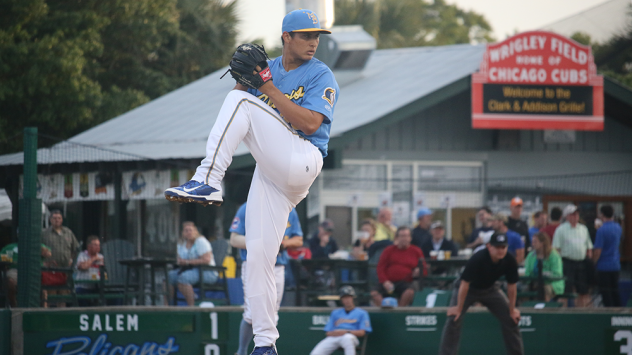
left=119, top=258, right=176, bottom=306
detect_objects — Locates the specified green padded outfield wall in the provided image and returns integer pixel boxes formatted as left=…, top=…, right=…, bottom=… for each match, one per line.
left=0, top=309, right=10, bottom=355
left=12, top=307, right=632, bottom=355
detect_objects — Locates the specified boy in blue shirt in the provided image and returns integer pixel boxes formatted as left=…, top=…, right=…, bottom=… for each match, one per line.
left=310, top=286, right=372, bottom=355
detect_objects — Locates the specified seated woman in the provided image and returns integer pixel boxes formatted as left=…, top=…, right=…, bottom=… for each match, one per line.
left=168, top=221, right=218, bottom=306
left=524, top=231, right=564, bottom=301
left=351, top=219, right=376, bottom=260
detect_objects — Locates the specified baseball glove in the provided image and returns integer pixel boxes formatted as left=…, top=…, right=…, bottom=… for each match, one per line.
left=225, top=43, right=272, bottom=89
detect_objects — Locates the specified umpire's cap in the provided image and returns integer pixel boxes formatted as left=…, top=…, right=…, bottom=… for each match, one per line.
left=339, top=286, right=356, bottom=298
left=489, top=232, right=509, bottom=247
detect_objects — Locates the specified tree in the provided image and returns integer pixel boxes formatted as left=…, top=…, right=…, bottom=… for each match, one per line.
left=334, top=0, right=494, bottom=49
left=571, top=23, right=632, bottom=89
left=0, top=0, right=238, bottom=155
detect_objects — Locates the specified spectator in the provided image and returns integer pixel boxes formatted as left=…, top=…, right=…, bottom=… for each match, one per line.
left=412, top=207, right=433, bottom=249
left=528, top=211, right=547, bottom=244
left=374, top=208, right=396, bottom=242
left=507, top=197, right=530, bottom=250
left=0, top=242, right=51, bottom=307
left=541, top=207, right=563, bottom=242
left=351, top=219, right=376, bottom=260
left=41, top=209, right=80, bottom=307
left=439, top=233, right=523, bottom=355
left=490, top=213, right=524, bottom=264
left=371, top=227, right=427, bottom=307
left=421, top=221, right=459, bottom=262
left=552, top=204, right=593, bottom=307
left=467, top=206, right=494, bottom=248
left=310, top=286, right=372, bottom=355
left=523, top=232, right=564, bottom=301
left=168, top=221, right=218, bottom=306
left=74, top=235, right=104, bottom=306
left=593, top=205, right=621, bottom=307
left=308, top=220, right=338, bottom=259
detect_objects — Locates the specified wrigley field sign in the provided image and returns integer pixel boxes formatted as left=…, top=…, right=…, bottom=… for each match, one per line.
left=472, top=31, right=604, bottom=130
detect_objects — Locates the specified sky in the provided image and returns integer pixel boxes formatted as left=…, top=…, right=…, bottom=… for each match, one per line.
left=447, top=0, right=619, bottom=40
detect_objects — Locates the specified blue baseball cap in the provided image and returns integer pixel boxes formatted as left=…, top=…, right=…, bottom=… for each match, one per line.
left=417, top=207, right=433, bottom=219
left=282, top=9, right=331, bottom=34
left=381, top=297, right=398, bottom=308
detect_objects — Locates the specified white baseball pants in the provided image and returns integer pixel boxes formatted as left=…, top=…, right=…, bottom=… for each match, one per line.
left=310, top=334, right=359, bottom=355
left=241, top=261, right=285, bottom=325
left=193, top=90, right=323, bottom=347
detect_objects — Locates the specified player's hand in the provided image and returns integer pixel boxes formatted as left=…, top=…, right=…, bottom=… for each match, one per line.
left=447, top=306, right=462, bottom=321
left=510, top=308, right=521, bottom=324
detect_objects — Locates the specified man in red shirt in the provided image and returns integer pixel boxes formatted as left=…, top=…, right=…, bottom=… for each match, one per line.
left=371, top=227, right=428, bottom=307
left=541, top=207, right=563, bottom=241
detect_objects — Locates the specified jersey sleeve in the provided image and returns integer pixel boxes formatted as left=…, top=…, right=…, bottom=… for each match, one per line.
left=287, top=209, right=303, bottom=237
left=360, top=310, right=372, bottom=332
left=229, top=204, right=247, bottom=235
left=323, top=311, right=337, bottom=332
left=301, top=69, right=338, bottom=124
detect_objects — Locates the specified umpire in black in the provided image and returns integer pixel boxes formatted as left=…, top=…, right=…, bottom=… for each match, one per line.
left=439, top=233, right=524, bottom=355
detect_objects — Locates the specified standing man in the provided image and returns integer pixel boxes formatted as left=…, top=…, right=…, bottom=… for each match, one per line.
left=541, top=207, right=563, bottom=241
left=310, top=286, right=372, bottom=355
left=165, top=9, right=338, bottom=354
left=412, top=207, right=433, bottom=249
left=41, top=209, right=80, bottom=307
left=230, top=203, right=303, bottom=355
left=374, top=207, right=396, bottom=242
left=489, top=213, right=524, bottom=264
left=507, top=197, right=530, bottom=250
left=552, top=204, right=593, bottom=307
left=439, top=233, right=523, bottom=355
left=593, top=205, right=621, bottom=307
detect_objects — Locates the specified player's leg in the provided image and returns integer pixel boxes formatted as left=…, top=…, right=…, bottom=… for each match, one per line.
left=480, top=287, right=524, bottom=355
left=310, top=336, right=343, bottom=355
left=439, top=281, right=477, bottom=355
left=165, top=90, right=253, bottom=204
left=166, top=90, right=322, bottom=206
left=237, top=261, right=254, bottom=355
left=244, top=168, right=296, bottom=352
left=274, top=265, right=285, bottom=324
left=338, top=333, right=360, bottom=355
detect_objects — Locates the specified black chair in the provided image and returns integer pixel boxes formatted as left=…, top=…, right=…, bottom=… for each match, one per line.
left=174, top=238, right=230, bottom=306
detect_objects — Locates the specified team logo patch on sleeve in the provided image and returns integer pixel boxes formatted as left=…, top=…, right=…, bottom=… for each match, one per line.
left=231, top=217, right=240, bottom=230
left=322, top=87, right=336, bottom=106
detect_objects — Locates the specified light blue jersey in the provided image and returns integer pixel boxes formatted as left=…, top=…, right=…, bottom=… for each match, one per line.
left=230, top=202, right=303, bottom=265
left=324, top=308, right=372, bottom=333
left=247, top=56, right=339, bottom=157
